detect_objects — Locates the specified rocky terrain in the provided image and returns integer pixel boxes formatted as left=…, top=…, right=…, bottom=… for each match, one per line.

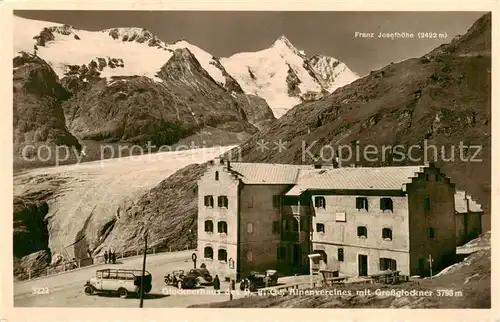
left=13, top=52, right=81, bottom=157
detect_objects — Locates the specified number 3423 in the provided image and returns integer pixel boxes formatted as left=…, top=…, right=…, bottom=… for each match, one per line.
left=32, top=287, right=49, bottom=295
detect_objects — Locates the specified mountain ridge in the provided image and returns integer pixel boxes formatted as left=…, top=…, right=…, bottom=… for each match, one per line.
left=14, top=15, right=359, bottom=117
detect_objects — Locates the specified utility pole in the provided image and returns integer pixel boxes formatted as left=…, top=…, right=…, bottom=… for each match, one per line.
left=428, top=254, right=433, bottom=279
left=139, top=230, right=148, bottom=308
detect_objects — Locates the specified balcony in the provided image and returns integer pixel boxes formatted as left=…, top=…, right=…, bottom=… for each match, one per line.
left=282, top=205, right=309, bottom=216
left=281, top=231, right=299, bottom=242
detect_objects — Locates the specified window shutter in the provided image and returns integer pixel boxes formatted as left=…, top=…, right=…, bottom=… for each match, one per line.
left=314, top=197, right=319, bottom=208
left=204, top=196, right=208, bottom=206
left=380, top=198, right=384, bottom=210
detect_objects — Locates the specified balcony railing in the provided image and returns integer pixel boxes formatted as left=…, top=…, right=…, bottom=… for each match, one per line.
left=282, top=205, right=309, bottom=216
left=282, top=231, right=299, bottom=242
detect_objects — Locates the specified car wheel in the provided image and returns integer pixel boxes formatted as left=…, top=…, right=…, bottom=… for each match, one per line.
left=118, top=288, right=128, bottom=299
left=84, top=285, right=95, bottom=296
left=144, top=284, right=152, bottom=293
left=185, top=279, right=194, bottom=289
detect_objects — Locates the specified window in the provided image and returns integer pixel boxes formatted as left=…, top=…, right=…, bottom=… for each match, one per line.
left=316, top=223, right=325, bottom=233
left=338, top=248, right=344, bottom=262
left=218, top=195, right=228, bottom=208
left=204, top=247, right=213, bottom=259
left=217, top=221, right=228, bottom=234
left=282, top=219, right=289, bottom=231
left=428, top=227, right=435, bottom=239
left=218, top=249, right=227, bottom=262
left=380, top=198, right=393, bottom=212
left=335, top=212, right=346, bottom=222
left=314, top=250, right=327, bottom=264
left=102, top=270, right=110, bottom=279
left=356, top=197, right=369, bottom=210
left=277, top=247, right=286, bottom=260
left=272, top=195, right=280, bottom=208
left=382, top=228, right=393, bottom=240
left=247, top=222, right=254, bottom=233
left=379, top=258, right=397, bottom=271
left=204, top=220, right=214, bottom=233
left=424, top=197, right=431, bottom=214
left=314, top=196, right=326, bottom=209
left=272, top=221, right=280, bottom=234
left=204, top=195, right=214, bottom=207
left=215, top=171, right=219, bottom=181
left=248, top=196, right=254, bottom=208
left=357, top=226, right=367, bottom=238
left=247, top=250, right=253, bottom=262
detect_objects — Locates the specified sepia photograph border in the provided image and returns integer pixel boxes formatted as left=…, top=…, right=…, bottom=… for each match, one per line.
left=1, top=0, right=498, bottom=321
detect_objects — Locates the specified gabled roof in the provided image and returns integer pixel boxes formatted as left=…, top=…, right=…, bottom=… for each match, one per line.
left=228, top=163, right=313, bottom=184
left=455, top=190, right=483, bottom=213
left=285, top=165, right=426, bottom=195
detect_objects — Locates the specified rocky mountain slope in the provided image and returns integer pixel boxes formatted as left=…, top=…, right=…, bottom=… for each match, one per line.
left=13, top=52, right=81, bottom=156
left=14, top=16, right=359, bottom=119
left=98, top=12, right=491, bottom=256
left=229, top=12, right=492, bottom=229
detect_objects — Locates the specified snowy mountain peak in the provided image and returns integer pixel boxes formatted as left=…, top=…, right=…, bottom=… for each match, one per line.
left=14, top=15, right=360, bottom=119
left=271, top=35, right=302, bottom=56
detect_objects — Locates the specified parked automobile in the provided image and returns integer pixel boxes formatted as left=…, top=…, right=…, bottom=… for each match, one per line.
left=84, top=268, right=152, bottom=298
left=164, top=268, right=213, bottom=289
left=239, top=269, right=279, bottom=292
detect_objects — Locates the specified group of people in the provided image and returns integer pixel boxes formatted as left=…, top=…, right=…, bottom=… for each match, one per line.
left=104, top=250, right=116, bottom=264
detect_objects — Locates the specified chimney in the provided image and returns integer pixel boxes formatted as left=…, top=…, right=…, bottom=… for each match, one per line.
left=464, top=191, right=470, bottom=212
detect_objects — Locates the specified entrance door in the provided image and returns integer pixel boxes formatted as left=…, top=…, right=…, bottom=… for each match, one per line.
left=358, top=254, right=368, bottom=276
left=293, top=244, right=301, bottom=266
left=418, top=258, right=425, bottom=277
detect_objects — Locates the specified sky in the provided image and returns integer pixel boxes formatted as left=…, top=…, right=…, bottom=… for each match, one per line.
left=14, top=11, right=487, bottom=76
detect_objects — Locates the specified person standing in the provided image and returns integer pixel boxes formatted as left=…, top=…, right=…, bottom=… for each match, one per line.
left=112, top=251, right=116, bottom=264
left=213, top=275, right=220, bottom=290
left=104, top=250, right=108, bottom=264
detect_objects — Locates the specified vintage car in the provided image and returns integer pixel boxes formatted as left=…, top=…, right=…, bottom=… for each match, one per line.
left=239, top=269, right=279, bottom=292
left=84, top=268, right=152, bottom=298
left=164, top=268, right=213, bottom=289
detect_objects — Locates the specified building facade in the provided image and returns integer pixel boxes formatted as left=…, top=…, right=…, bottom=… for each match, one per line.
left=197, top=160, right=478, bottom=280
left=454, top=190, right=483, bottom=246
